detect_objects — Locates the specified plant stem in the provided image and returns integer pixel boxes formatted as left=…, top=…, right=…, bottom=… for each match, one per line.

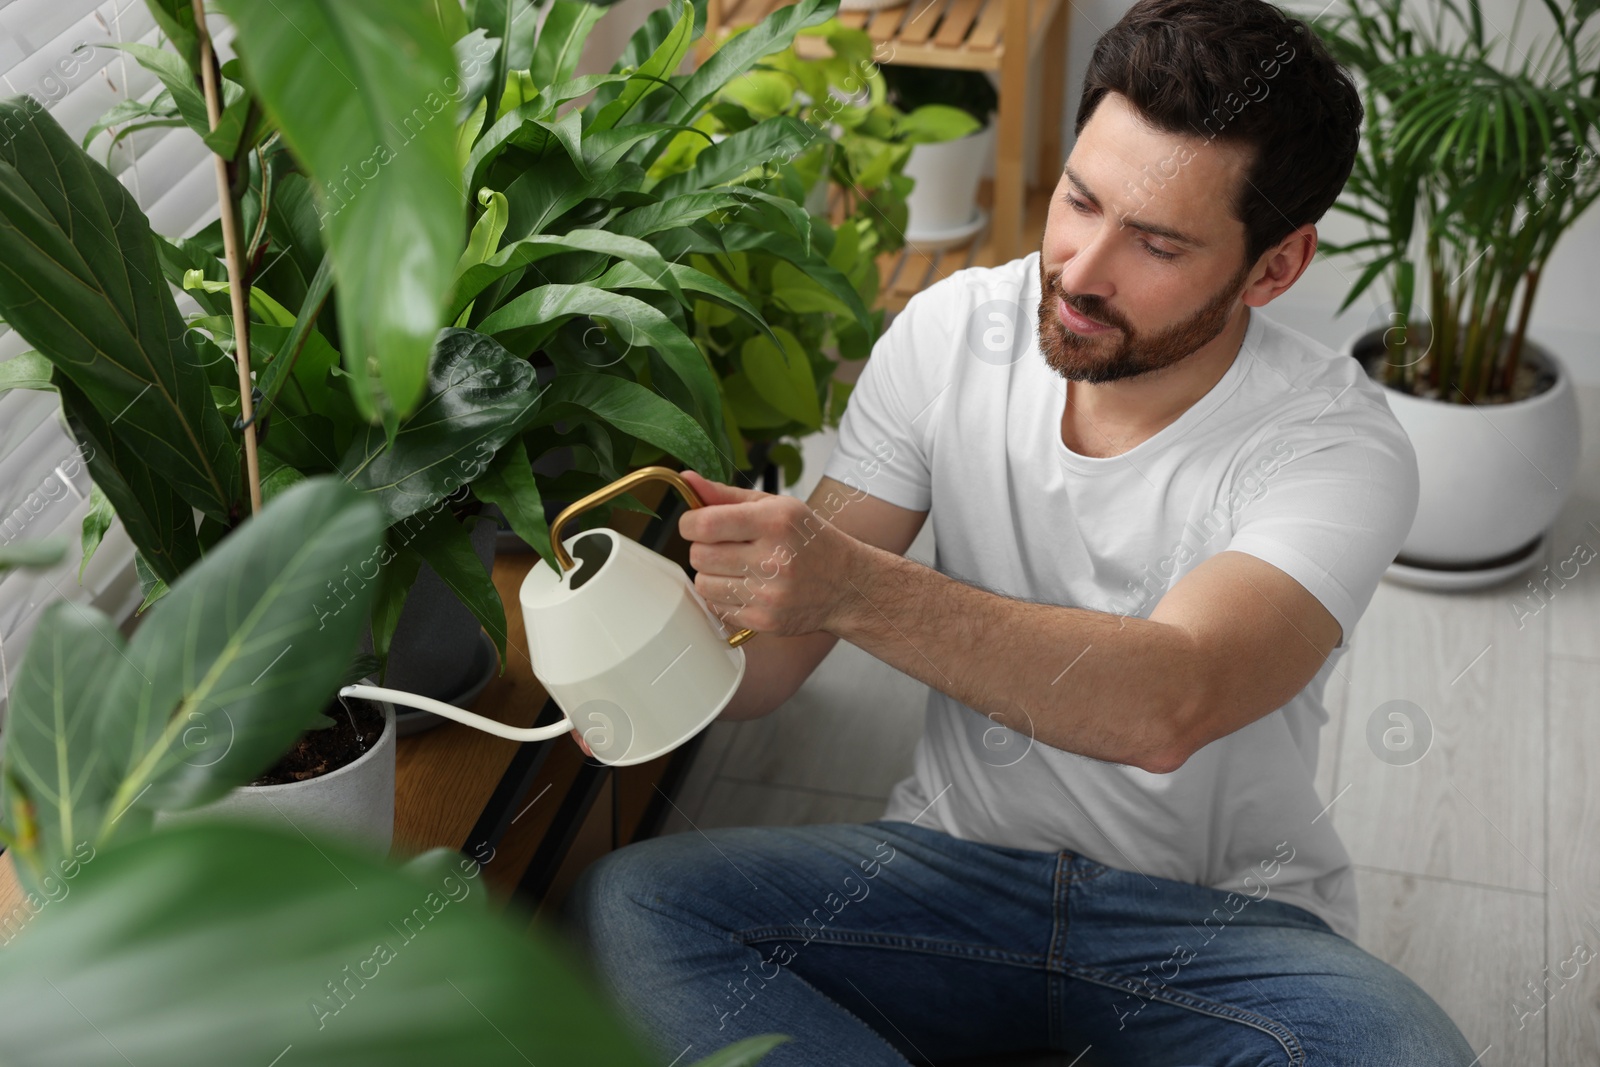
left=192, top=0, right=262, bottom=516
left=1500, top=265, right=1542, bottom=398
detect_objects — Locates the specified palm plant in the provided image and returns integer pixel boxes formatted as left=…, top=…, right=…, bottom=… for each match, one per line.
left=1313, top=0, right=1600, bottom=403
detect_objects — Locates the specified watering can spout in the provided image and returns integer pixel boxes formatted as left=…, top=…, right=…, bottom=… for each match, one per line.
left=338, top=684, right=574, bottom=742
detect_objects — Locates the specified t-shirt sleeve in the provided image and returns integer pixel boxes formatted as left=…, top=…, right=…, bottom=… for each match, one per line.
left=819, top=290, right=949, bottom=512
left=1222, top=399, right=1419, bottom=651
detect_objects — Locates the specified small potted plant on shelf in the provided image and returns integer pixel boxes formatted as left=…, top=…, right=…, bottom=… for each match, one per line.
left=882, top=64, right=998, bottom=247
left=1313, top=0, right=1599, bottom=589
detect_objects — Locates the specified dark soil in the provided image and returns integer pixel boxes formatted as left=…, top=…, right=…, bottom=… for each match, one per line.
left=250, top=696, right=386, bottom=786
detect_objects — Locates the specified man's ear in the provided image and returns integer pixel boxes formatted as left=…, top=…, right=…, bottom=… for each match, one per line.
left=1243, top=224, right=1317, bottom=307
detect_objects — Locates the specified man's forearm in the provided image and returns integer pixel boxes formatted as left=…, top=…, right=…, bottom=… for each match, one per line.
left=827, top=543, right=1206, bottom=773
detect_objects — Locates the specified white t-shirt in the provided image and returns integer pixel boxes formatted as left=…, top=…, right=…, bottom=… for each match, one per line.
left=821, top=250, right=1418, bottom=941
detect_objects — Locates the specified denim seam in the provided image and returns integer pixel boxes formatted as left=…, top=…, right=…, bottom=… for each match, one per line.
left=1061, top=962, right=1307, bottom=1066
left=736, top=925, right=1047, bottom=968
left=1047, top=850, right=1071, bottom=1049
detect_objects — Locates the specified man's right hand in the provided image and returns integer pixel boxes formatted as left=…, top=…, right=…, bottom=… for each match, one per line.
left=570, top=727, right=594, bottom=759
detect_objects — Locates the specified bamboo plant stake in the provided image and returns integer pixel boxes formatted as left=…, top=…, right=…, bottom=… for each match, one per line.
left=191, top=0, right=262, bottom=515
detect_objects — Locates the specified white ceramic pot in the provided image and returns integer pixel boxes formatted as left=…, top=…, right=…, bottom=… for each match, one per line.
left=903, top=121, right=995, bottom=244
left=1345, top=329, right=1581, bottom=589
left=157, top=698, right=397, bottom=852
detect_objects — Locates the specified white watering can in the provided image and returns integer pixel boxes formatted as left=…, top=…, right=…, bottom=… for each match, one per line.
left=341, top=466, right=756, bottom=766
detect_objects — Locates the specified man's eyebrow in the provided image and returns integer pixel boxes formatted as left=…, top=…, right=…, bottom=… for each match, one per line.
left=1063, top=164, right=1207, bottom=248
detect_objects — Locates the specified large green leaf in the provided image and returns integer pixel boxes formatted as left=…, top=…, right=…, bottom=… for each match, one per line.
left=0, top=822, right=666, bottom=1066
left=530, top=372, right=726, bottom=478
left=651, top=116, right=814, bottom=200
left=217, top=0, right=466, bottom=431
left=0, top=100, right=240, bottom=523
left=0, top=602, right=121, bottom=870
left=741, top=326, right=820, bottom=428
left=95, top=477, right=385, bottom=817
left=477, top=284, right=729, bottom=475
left=530, top=0, right=610, bottom=89
left=338, top=329, right=546, bottom=524
left=54, top=376, right=203, bottom=585
left=448, top=229, right=685, bottom=322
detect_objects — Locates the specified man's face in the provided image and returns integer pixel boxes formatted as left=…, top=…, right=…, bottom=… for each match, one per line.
left=1038, top=92, right=1259, bottom=384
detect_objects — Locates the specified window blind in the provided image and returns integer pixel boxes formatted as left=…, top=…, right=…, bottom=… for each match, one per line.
left=0, top=0, right=232, bottom=716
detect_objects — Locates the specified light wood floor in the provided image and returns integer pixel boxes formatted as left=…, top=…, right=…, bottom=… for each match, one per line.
left=661, top=384, right=1600, bottom=1067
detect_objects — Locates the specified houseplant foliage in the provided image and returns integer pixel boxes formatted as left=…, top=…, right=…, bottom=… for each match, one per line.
left=1314, top=0, right=1600, bottom=402
left=657, top=20, right=980, bottom=479
left=0, top=822, right=788, bottom=1066
left=0, top=0, right=870, bottom=674
left=0, top=483, right=786, bottom=1067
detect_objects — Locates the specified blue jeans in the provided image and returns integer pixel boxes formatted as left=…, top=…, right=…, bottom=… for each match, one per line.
left=564, top=819, right=1477, bottom=1066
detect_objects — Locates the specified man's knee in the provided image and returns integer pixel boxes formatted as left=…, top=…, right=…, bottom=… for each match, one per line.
left=1300, top=967, right=1477, bottom=1066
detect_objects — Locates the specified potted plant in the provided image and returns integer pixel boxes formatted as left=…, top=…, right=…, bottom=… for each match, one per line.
left=0, top=524, right=786, bottom=1066
left=882, top=64, right=998, bottom=247
left=1314, top=0, right=1599, bottom=588
left=5, top=0, right=863, bottom=732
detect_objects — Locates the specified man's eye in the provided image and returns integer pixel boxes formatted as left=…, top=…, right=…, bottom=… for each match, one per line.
left=1142, top=242, right=1177, bottom=261
left=1064, top=194, right=1091, bottom=214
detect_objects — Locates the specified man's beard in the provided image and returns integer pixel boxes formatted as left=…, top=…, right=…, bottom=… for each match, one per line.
left=1036, top=252, right=1253, bottom=384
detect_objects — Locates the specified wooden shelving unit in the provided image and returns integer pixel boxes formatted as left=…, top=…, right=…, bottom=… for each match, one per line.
left=700, top=0, right=1070, bottom=276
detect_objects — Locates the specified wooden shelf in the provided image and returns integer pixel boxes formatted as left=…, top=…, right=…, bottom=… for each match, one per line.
left=707, top=0, right=1064, bottom=71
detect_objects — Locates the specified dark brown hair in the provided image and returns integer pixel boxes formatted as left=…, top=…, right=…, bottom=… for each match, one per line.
left=1075, top=0, right=1363, bottom=268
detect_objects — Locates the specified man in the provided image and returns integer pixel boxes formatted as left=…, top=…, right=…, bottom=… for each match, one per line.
left=566, top=1, right=1477, bottom=1063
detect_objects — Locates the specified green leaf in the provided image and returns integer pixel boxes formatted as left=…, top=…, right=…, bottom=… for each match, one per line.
left=687, top=1034, right=792, bottom=1067
left=478, top=285, right=729, bottom=475
left=610, top=190, right=750, bottom=239
left=589, top=0, right=695, bottom=132
left=339, top=329, right=547, bottom=525
left=0, top=100, right=241, bottom=524
left=0, top=821, right=663, bottom=1066
left=399, top=506, right=507, bottom=666
left=530, top=372, right=726, bottom=478
left=896, top=103, right=981, bottom=145
left=54, top=377, right=203, bottom=586
left=530, top=0, right=610, bottom=89
left=664, top=0, right=839, bottom=129
left=96, top=477, right=386, bottom=816
left=0, top=539, right=67, bottom=571
left=0, top=351, right=54, bottom=394
left=100, top=42, right=214, bottom=142
left=217, top=0, right=466, bottom=431
left=78, top=484, right=114, bottom=581
left=651, top=116, right=816, bottom=200
left=449, top=228, right=686, bottom=322
left=471, top=436, right=553, bottom=563
left=0, top=602, right=120, bottom=879
left=741, top=327, right=820, bottom=428
left=369, top=539, right=425, bottom=670
left=143, top=0, right=200, bottom=66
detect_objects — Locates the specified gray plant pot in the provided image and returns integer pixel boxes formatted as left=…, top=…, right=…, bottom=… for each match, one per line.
left=157, top=698, right=397, bottom=853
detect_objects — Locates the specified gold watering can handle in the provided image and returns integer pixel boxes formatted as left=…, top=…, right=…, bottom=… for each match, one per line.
left=548, top=466, right=757, bottom=649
